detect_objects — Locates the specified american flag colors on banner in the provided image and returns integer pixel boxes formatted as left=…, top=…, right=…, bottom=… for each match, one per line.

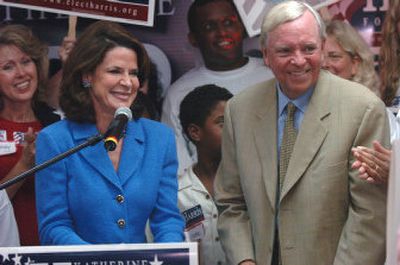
left=0, top=243, right=198, bottom=265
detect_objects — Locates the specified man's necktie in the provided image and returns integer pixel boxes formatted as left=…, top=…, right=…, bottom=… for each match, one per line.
left=279, top=102, right=297, bottom=191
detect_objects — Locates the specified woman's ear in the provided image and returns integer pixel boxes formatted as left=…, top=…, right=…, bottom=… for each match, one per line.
left=351, top=55, right=361, bottom=77
left=82, top=73, right=93, bottom=83
left=82, top=73, right=93, bottom=89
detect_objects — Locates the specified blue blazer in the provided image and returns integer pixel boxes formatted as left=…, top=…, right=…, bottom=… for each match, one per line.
left=35, top=118, right=184, bottom=245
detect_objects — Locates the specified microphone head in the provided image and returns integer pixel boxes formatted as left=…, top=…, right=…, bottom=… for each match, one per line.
left=115, top=106, right=133, bottom=121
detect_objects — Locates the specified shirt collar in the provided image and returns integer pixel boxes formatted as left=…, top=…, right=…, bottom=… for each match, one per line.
left=277, top=83, right=314, bottom=116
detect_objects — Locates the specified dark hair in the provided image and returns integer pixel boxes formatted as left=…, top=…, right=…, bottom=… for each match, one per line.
left=187, top=0, right=237, bottom=33
left=60, top=20, right=150, bottom=123
left=132, top=91, right=160, bottom=121
left=179, top=84, right=233, bottom=142
left=380, top=0, right=400, bottom=106
left=145, top=61, right=163, bottom=119
left=0, top=24, right=49, bottom=112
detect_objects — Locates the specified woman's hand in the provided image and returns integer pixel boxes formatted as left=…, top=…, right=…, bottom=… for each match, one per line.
left=2, top=127, right=37, bottom=198
left=19, top=127, right=36, bottom=168
left=351, top=140, right=391, bottom=184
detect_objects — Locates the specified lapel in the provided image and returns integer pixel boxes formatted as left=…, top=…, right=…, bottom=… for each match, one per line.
left=70, top=119, right=145, bottom=188
left=280, top=71, right=331, bottom=200
left=117, top=120, right=144, bottom=186
left=253, top=81, right=279, bottom=211
left=70, top=121, right=120, bottom=187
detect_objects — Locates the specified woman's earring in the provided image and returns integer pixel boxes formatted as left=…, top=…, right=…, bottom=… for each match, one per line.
left=82, top=79, right=92, bottom=89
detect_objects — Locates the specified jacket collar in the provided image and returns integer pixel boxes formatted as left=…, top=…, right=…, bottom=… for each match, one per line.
left=69, top=119, right=145, bottom=189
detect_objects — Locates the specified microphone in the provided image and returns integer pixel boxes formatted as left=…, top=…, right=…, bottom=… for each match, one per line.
left=104, top=107, right=133, bottom=151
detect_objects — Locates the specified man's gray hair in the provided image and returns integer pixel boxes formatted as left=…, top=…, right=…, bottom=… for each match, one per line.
left=260, top=1, right=326, bottom=48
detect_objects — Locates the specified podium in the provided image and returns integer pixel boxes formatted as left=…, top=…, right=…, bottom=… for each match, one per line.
left=0, top=242, right=198, bottom=265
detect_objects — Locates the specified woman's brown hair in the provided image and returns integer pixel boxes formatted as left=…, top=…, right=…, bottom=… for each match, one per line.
left=60, top=20, right=150, bottom=123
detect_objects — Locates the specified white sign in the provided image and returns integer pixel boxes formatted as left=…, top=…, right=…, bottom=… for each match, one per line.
left=234, top=0, right=341, bottom=37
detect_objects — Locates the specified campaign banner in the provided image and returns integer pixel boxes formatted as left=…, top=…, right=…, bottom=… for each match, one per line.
left=0, top=0, right=156, bottom=26
left=327, top=0, right=387, bottom=57
left=0, top=242, right=198, bottom=265
left=234, top=0, right=340, bottom=37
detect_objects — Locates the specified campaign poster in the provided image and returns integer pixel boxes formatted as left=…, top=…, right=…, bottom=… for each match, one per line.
left=0, top=0, right=156, bottom=26
left=0, top=243, right=198, bottom=265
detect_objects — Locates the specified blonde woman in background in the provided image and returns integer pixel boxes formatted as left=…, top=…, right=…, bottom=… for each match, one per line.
left=322, top=20, right=380, bottom=94
left=350, top=0, right=400, bottom=184
left=321, top=19, right=397, bottom=183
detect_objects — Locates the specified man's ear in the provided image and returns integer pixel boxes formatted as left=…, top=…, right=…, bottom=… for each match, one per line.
left=187, top=123, right=202, bottom=143
left=188, top=32, right=198, bottom=48
left=262, top=47, right=270, bottom=67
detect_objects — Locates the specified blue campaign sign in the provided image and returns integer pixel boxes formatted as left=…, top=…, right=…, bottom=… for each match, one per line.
left=0, top=243, right=198, bottom=265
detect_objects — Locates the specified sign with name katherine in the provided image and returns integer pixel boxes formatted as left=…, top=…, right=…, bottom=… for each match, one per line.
left=0, top=243, right=198, bottom=265
left=0, top=0, right=156, bottom=27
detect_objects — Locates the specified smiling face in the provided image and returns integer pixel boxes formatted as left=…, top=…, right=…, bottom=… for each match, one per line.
left=86, top=46, right=140, bottom=117
left=322, top=35, right=359, bottom=80
left=188, top=0, right=246, bottom=71
left=0, top=45, right=38, bottom=107
left=263, top=11, right=323, bottom=99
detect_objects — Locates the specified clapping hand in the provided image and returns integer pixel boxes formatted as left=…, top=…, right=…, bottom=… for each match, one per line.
left=351, top=140, right=391, bottom=184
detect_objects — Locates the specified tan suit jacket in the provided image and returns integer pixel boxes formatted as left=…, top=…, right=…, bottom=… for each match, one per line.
left=215, top=70, right=389, bottom=265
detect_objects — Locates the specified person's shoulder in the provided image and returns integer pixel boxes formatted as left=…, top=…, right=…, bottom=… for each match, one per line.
left=39, top=119, right=69, bottom=135
left=37, top=120, right=73, bottom=147
left=322, top=70, right=380, bottom=102
left=137, top=118, right=174, bottom=135
left=319, top=71, right=384, bottom=115
left=232, top=78, right=276, bottom=103
left=178, top=165, right=194, bottom=190
left=167, top=66, right=207, bottom=91
left=163, top=66, right=207, bottom=105
left=226, top=79, right=276, bottom=119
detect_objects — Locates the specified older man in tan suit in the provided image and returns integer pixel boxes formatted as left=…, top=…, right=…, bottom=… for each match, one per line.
left=214, top=1, right=389, bottom=265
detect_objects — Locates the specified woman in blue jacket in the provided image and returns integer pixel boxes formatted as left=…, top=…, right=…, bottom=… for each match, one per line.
left=35, top=21, right=184, bottom=245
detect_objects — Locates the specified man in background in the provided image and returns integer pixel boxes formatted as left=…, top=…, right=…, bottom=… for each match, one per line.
left=161, top=0, right=273, bottom=174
